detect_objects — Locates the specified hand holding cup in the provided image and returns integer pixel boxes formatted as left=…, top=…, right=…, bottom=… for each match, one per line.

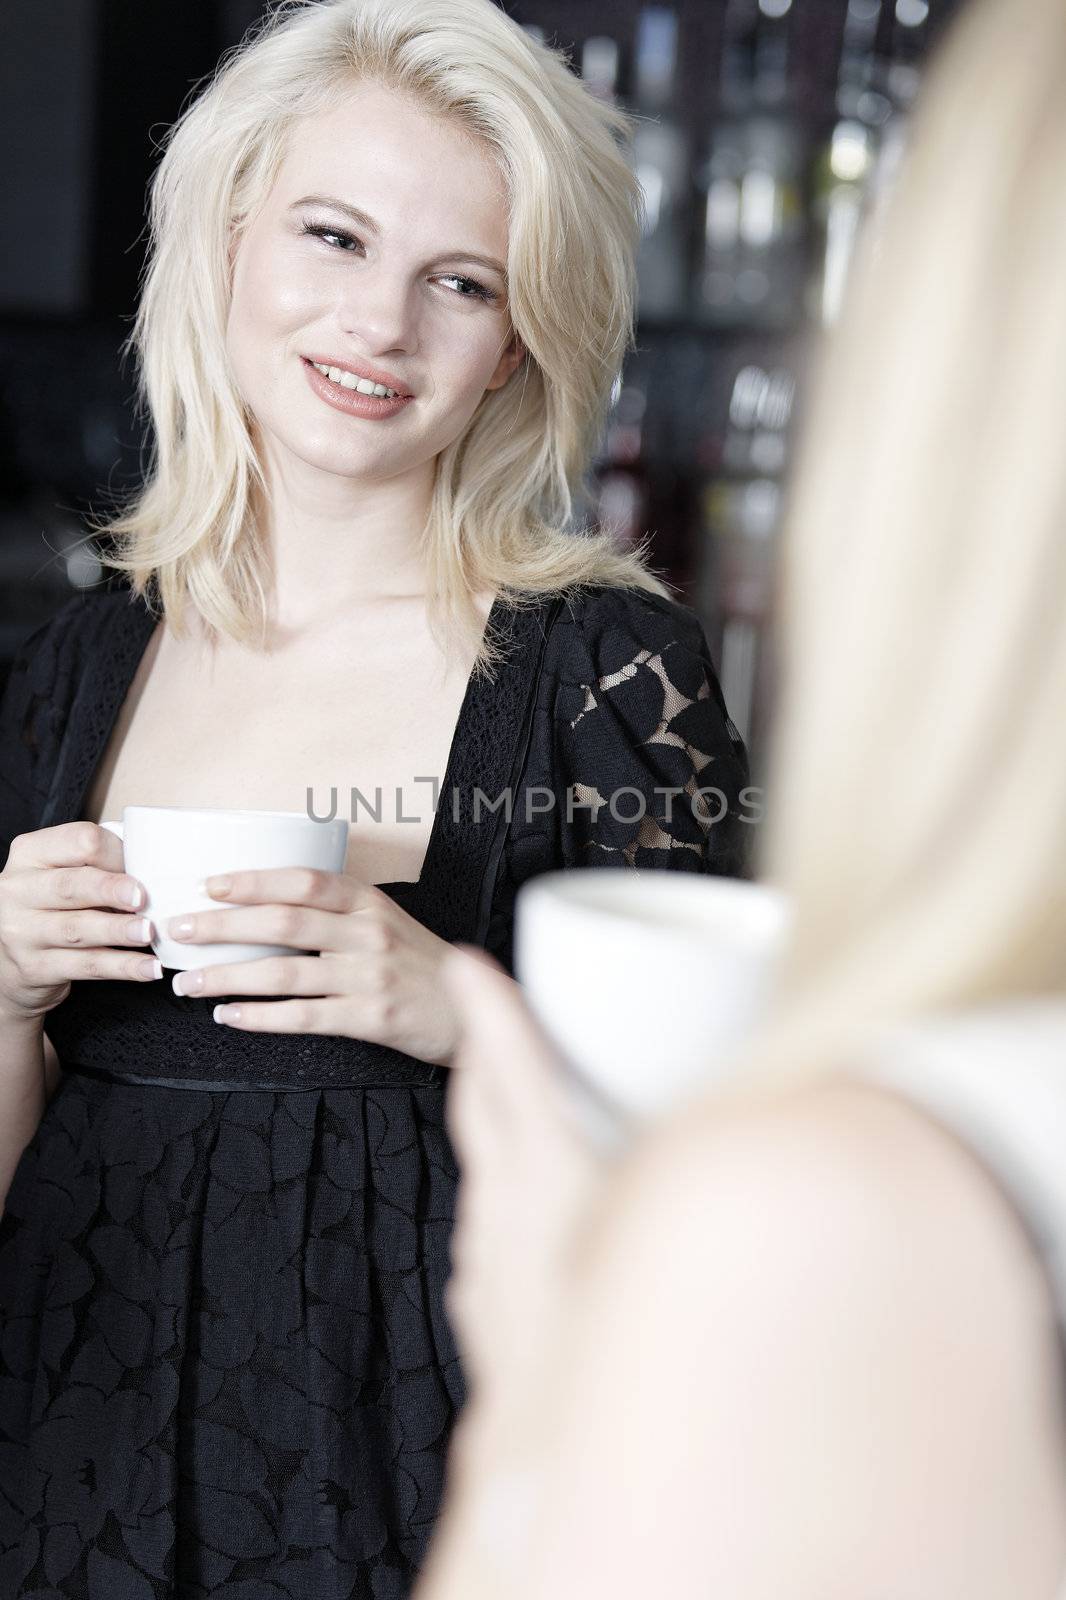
left=0, top=821, right=157, bottom=1028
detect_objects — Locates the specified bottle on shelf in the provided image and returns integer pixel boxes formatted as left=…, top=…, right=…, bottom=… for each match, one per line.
left=591, top=372, right=652, bottom=557
left=808, top=124, right=877, bottom=325
left=629, top=7, right=690, bottom=320
left=808, top=0, right=932, bottom=324
left=697, top=471, right=781, bottom=747
left=581, top=35, right=621, bottom=105
left=735, top=114, right=806, bottom=327
left=723, top=360, right=797, bottom=478
left=695, top=0, right=806, bottom=330
left=692, top=343, right=797, bottom=747
left=863, top=0, right=931, bottom=225
left=695, top=0, right=752, bottom=325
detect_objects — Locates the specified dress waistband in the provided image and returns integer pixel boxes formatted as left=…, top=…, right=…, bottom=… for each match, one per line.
left=59, top=1057, right=449, bottom=1094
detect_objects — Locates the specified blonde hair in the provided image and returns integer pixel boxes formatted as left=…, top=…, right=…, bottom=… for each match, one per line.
left=88, top=0, right=674, bottom=675
left=741, top=0, right=1066, bottom=1081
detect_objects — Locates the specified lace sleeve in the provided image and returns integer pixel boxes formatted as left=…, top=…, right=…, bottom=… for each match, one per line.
left=552, top=588, right=754, bottom=879
left=0, top=595, right=85, bottom=871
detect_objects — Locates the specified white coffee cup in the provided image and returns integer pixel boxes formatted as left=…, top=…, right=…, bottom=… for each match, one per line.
left=515, top=871, right=789, bottom=1148
left=100, top=805, right=349, bottom=971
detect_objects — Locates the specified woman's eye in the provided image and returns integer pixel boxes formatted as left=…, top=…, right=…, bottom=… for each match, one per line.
left=301, top=222, right=497, bottom=303
left=438, top=273, right=497, bottom=304
left=302, top=222, right=359, bottom=252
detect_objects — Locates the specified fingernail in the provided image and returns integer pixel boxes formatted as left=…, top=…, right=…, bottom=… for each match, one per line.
left=139, top=957, right=163, bottom=980
left=168, top=918, right=194, bottom=939
left=122, top=882, right=145, bottom=908
left=213, top=1004, right=239, bottom=1023
left=205, top=876, right=232, bottom=897
left=128, top=917, right=151, bottom=943
left=172, top=970, right=203, bottom=996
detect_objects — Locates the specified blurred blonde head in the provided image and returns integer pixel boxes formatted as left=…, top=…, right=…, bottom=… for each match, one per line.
left=750, top=0, right=1066, bottom=1076
left=89, top=0, right=672, bottom=673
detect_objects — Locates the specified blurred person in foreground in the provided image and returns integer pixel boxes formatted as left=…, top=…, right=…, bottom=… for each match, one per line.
left=416, top=0, right=1066, bottom=1594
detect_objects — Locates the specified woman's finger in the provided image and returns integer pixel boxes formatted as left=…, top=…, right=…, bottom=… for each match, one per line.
left=164, top=903, right=347, bottom=952
left=447, top=1036, right=511, bottom=1163
left=199, top=866, right=364, bottom=913
left=444, top=946, right=579, bottom=1150
left=444, top=946, right=564, bottom=1082
left=169, top=952, right=332, bottom=999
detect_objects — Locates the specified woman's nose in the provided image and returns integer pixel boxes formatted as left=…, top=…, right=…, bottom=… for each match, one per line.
left=337, top=263, right=417, bottom=354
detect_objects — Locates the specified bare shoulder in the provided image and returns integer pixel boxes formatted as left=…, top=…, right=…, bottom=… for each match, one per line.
left=585, top=1076, right=1059, bottom=1330
left=545, top=1077, right=1066, bottom=1597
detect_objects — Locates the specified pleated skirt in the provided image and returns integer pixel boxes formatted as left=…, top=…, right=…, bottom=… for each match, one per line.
left=0, top=1070, right=464, bottom=1600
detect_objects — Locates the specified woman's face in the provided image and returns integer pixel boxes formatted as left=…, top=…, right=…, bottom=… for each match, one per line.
left=225, top=80, right=524, bottom=488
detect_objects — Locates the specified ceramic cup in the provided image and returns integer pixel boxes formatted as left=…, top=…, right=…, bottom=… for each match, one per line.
left=514, top=871, right=790, bottom=1149
left=100, top=805, right=349, bottom=972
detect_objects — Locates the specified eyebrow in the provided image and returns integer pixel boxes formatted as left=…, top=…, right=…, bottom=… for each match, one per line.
left=289, top=194, right=508, bottom=279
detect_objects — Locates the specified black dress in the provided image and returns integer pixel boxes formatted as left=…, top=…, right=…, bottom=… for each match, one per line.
left=0, top=580, right=750, bottom=1600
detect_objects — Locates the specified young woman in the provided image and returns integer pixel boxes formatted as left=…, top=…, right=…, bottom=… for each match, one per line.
left=417, top=0, right=1066, bottom=1594
left=0, top=2, right=749, bottom=1595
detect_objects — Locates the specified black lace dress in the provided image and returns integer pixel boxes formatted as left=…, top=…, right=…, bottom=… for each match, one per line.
left=0, top=580, right=751, bottom=1600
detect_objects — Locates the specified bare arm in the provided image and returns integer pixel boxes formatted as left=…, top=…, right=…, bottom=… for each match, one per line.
left=0, top=1009, right=48, bottom=1213
left=43, top=1029, right=61, bottom=1100
left=0, top=818, right=153, bottom=1212
left=425, top=1082, right=1066, bottom=1600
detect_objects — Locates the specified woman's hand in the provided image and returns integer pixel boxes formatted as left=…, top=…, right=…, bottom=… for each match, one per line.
left=0, top=822, right=157, bottom=1027
left=165, top=868, right=461, bottom=1065
left=440, top=945, right=609, bottom=1405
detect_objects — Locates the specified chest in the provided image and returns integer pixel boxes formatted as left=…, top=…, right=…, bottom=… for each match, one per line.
left=82, top=615, right=477, bottom=886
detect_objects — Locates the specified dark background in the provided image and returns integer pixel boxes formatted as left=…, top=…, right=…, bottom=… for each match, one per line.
left=0, top=0, right=963, bottom=772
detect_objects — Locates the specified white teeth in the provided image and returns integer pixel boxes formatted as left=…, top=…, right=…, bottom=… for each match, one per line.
left=312, top=361, right=400, bottom=399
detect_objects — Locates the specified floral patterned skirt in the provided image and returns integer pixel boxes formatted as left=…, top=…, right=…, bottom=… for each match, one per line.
left=0, top=1071, right=464, bottom=1599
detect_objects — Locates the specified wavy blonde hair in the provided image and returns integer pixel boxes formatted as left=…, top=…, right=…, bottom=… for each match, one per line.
left=89, top=0, right=674, bottom=676
left=738, top=0, right=1066, bottom=1083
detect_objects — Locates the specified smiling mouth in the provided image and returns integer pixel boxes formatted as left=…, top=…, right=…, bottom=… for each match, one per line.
left=304, top=359, right=407, bottom=399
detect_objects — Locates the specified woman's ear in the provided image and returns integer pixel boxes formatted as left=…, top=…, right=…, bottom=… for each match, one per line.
left=486, top=330, right=527, bottom=392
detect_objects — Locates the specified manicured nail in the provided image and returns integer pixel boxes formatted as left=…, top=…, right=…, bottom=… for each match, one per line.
left=168, top=918, right=194, bottom=939
left=122, top=882, right=145, bottom=908
left=172, top=970, right=203, bottom=996
left=205, top=876, right=232, bottom=897
left=139, top=957, right=163, bottom=980
left=128, top=917, right=151, bottom=943
left=213, top=1004, right=239, bottom=1023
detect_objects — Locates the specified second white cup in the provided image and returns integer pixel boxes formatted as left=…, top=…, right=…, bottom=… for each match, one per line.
left=515, top=870, right=789, bottom=1147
